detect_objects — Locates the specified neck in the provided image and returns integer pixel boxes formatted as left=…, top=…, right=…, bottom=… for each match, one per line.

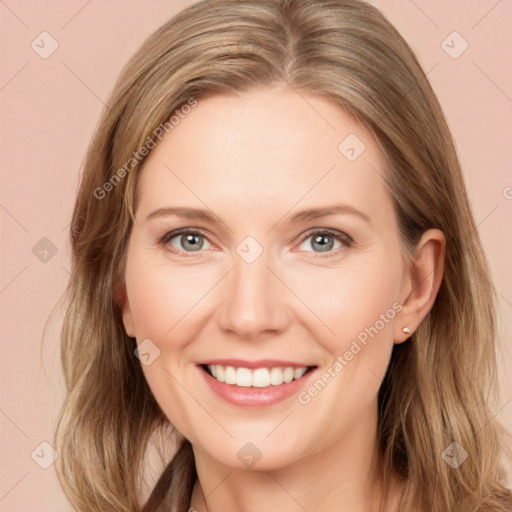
left=189, top=402, right=402, bottom=512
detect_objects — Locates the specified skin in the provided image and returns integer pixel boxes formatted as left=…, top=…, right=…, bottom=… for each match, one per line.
left=120, top=84, right=445, bottom=512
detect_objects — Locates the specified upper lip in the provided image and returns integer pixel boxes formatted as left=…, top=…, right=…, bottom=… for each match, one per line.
left=197, top=359, right=315, bottom=369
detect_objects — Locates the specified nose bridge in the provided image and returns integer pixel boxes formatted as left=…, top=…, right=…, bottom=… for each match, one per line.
left=217, top=246, right=289, bottom=337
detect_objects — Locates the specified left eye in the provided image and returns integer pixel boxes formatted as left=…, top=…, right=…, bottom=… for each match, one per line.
left=163, top=230, right=213, bottom=253
left=297, top=231, right=351, bottom=253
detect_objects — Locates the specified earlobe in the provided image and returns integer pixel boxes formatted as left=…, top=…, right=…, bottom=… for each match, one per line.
left=394, top=229, right=445, bottom=343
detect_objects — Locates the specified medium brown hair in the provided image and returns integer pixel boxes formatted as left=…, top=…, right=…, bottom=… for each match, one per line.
left=54, top=0, right=512, bottom=510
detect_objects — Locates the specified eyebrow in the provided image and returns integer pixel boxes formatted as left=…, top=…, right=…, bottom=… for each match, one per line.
left=287, top=204, right=371, bottom=224
left=145, top=203, right=371, bottom=226
left=145, top=206, right=215, bottom=223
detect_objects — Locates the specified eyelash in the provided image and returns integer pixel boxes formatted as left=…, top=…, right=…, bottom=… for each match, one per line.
left=159, top=228, right=353, bottom=259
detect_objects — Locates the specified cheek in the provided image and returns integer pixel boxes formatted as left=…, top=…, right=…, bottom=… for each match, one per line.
left=290, top=260, right=402, bottom=444
left=124, top=252, right=213, bottom=432
left=286, top=255, right=403, bottom=353
left=125, top=253, right=219, bottom=341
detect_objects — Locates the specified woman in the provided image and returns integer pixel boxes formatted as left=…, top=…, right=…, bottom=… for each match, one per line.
left=54, top=0, right=512, bottom=510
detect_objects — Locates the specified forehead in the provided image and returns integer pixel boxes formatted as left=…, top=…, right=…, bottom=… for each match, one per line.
left=135, top=86, right=394, bottom=227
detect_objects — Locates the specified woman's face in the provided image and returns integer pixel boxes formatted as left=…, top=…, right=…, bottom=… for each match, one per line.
left=121, top=86, right=412, bottom=471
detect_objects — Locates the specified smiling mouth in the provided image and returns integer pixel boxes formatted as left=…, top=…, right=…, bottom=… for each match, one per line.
left=201, top=364, right=316, bottom=388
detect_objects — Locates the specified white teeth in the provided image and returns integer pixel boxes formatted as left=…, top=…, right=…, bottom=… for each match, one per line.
left=206, top=364, right=309, bottom=387
left=294, top=367, right=307, bottom=379
left=236, top=367, right=252, bottom=387
left=224, top=366, right=236, bottom=385
left=283, top=367, right=294, bottom=383
left=270, top=367, right=284, bottom=385
left=252, top=368, right=270, bottom=388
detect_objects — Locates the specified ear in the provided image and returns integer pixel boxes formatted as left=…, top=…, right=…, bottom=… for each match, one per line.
left=394, top=229, right=445, bottom=344
left=114, top=281, right=136, bottom=338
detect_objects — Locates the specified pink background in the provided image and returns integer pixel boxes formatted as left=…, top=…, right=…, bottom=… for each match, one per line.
left=1, top=1, right=511, bottom=509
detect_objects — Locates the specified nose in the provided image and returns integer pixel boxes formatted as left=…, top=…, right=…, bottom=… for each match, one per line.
left=216, top=251, right=291, bottom=340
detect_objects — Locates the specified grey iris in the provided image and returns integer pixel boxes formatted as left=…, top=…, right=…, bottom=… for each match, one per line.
left=181, top=234, right=204, bottom=251
left=312, top=234, right=334, bottom=252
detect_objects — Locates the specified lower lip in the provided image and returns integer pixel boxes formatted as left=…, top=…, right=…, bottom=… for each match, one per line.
left=198, top=366, right=315, bottom=407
